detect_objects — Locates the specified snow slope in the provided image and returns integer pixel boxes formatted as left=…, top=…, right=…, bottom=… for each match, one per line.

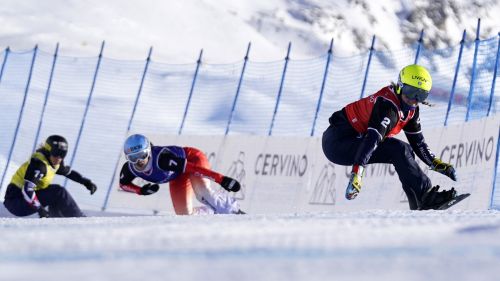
left=0, top=2, right=499, bottom=280
left=1, top=210, right=500, bottom=281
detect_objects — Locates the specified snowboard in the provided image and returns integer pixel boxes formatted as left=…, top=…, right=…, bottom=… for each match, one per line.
left=436, top=193, right=471, bottom=210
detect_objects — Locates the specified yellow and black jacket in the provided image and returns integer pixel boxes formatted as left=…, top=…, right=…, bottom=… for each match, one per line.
left=11, top=151, right=70, bottom=191
left=10, top=149, right=89, bottom=192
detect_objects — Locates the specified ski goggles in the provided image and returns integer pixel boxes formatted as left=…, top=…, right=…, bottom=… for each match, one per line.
left=49, top=143, right=68, bottom=158
left=50, top=149, right=67, bottom=158
left=126, top=149, right=150, bottom=164
left=401, top=83, right=429, bottom=102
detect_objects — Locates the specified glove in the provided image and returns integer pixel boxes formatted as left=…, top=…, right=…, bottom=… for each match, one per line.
left=140, top=183, right=159, bottom=195
left=220, top=176, right=241, bottom=192
left=82, top=179, right=97, bottom=195
left=37, top=207, right=50, bottom=218
left=345, top=165, right=364, bottom=200
left=431, top=158, right=457, bottom=181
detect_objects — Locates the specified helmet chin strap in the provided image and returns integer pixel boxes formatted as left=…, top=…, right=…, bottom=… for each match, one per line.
left=401, top=98, right=434, bottom=113
left=398, top=94, right=416, bottom=112
left=401, top=101, right=416, bottom=112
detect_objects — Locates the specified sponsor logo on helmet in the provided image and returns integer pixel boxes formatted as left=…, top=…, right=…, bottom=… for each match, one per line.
left=52, top=141, right=68, bottom=150
left=126, top=144, right=144, bottom=154
left=411, top=75, right=428, bottom=83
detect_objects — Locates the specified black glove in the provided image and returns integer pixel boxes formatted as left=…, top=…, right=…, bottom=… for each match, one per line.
left=82, top=179, right=97, bottom=195
left=140, top=183, right=159, bottom=195
left=37, top=207, right=50, bottom=218
left=220, top=176, right=241, bottom=192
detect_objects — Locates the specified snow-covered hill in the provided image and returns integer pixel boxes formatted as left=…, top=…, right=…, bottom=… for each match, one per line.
left=0, top=0, right=498, bottom=63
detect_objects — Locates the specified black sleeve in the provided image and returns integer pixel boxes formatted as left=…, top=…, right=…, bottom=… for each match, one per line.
left=403, top=106, right=422, bottom=134
left=158, top=149, right=186, bottom=173
left=353, top=129, right=381, bottom=167
left=65, top=170, right=89, bottom=184
left=404, top=108, right=435, bottom=166
left=55, top=160, right=71, bottom=176
left=367, top=98, right=400, bottom=139
left=354, top=98, right=399, bottom=167
left=119, top=163, right=136, bottom=185
left=24, top=158, right=48, bottom=184
left=54, top=161, right=89, bottom=184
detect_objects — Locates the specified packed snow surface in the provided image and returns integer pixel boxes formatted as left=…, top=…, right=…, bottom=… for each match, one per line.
left=1, top=210, right=500, bottom=281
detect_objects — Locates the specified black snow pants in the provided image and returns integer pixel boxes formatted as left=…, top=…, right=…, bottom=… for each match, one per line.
left=3, top=183, right=85, bottom=217
left=321, top=110, right=432, bottom=210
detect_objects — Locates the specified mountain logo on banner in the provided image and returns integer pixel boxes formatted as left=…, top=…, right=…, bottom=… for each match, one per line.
left=226, top=151, right=246, bottom=200
left=309, top=163, right=337, bottom=205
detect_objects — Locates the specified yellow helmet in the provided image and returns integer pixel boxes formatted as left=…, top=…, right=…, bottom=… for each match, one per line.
left=396, top=64, right=432, bottom=102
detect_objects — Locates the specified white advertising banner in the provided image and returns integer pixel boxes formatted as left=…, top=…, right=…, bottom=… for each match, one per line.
left=351, top=116, right=500, bottom=210
left=105, top=117, right=499, bottom=214
left=419, top=116, right=499, bottom=209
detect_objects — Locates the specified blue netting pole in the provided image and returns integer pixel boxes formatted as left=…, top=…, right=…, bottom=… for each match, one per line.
left=310, top=38, right=334, bottom=137
left=360, top=35, right=376, bottom=99
left=63, top=41, right=105, bottom=188
left=225, top=42, right=251, bottom=135
left=487, top=32, right=500, bottom=117
left=269, top=42, right=292, bottom=136
left=33, top=43, right=59, bottom=153
left=445, top=30, right=467, bottom=126
left=0, top=47, right=10, bottom=84
left=0, top=45, right=39, bottom=194
left=489, top=126, right=500, bottom=209
left=414, top=29, right=424, bottom=64
left=179, top=49, right=203, bottom=135
left=102, top=47, right=153, bottom=211
left=465, top=18, right=481, bottom=122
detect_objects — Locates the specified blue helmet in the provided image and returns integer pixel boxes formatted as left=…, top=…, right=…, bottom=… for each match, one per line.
left=123, top=134, right=151, bottom=163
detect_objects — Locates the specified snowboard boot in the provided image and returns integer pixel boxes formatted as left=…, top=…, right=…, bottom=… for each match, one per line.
left=419, top=185, right=457, bottom=210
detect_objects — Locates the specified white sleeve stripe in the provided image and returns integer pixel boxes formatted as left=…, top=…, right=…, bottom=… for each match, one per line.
left=367, top=127, right=383, bottom=140
left=21, top=188, right=34, bottom=203
left=119, top=184, right=139, bottom=193
left=404, top=130, right=422, bottom=135
left=24, top=179, right=36, bottom=186
left=62, top=166, right=72, bottom=176
left=21, top=180, right=40, bottom=207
